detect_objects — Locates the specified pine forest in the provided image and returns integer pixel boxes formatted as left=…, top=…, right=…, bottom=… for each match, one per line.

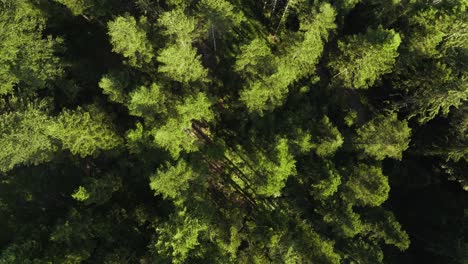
left=0, top=0, right=467, bottom=263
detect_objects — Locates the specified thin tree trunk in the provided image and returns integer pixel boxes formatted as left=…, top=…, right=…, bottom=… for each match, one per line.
left=272, top=0, right=278, bottom=14
left=275, top=0, right=290, bottom=34
left=211, top=25, right=217, bottom=52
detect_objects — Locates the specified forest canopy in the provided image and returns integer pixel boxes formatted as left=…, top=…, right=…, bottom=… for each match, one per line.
left=0, top=0, right=467, bottom=263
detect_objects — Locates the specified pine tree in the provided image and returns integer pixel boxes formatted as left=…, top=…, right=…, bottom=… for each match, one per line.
left=344, top=163, right=390, bottom=206
left=0, top=105, right=56, bottom=172
left=51, top=105, right=123, bottom=157
left=238, top=3, right=336, bottom=113
left=107, top=15, right=154, bottom=68
left=151, top=92, right=214, bottom=158
left=355, top=112, right=411, bottom=160
left=157, top=9, right=208, bottom=83
left=328, top=26, right=401, bottom=89
left=0, top=0, right=62, bottom=95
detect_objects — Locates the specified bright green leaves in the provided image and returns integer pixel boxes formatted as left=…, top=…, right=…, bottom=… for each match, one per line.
left=237, top=3, right=336, bottom=114
left=256, top=138, right=297, bottom=197
left=150, top=160, right=195, bottom=200
left=0, top=106, right=56, bottom=172
left=320, top=202, right=364, bottom=238
left=0, top=0, right=437, bottom=263
left=158, top=9, right=199, bottom=42
left=407, top=8, right=447, bottom=57
left=234, top=39, right=272, bottom=76
left=329, top=26, right=401, bottom=89
left=197, top=0, right=245, bottom=29
left=54, top=0, right=91, bottom=16
left=152, top=92, right=214, bottom=158
left=152, top=118, right=198, bottom=158
left=406, top=6, right=468, bottom=57
left=52, top=106, right=123, bottom=157
left=71, top=186, right=90, bottom=202
left=107, top=16, right=154, bottom=67
left=312, top=116, right=344, bottom=157
left=310, top=161, right=341, bottom=200
left=157, top=44, right=208, bottom=83
left=227, top=138, right=296, bottom=198
left=155, top=210, right=208, bottom=264
left=157, top=10, right=207, bottom=84
left=0, top=0, right=62, bottom=94
left=393, top=3, right=467, bottom=124
left=0, top=103, right=122, bottom=172
left=98, top=71, right=129, bottom=104
left=175, top=92, right=215, bottom=121
left=287, top=2, right=336, bottom=76
left=128, top=83, right=166, bottom=118
left=355, top=113, right=411, bottom=160
left=344, top=164, right=389, bottom=207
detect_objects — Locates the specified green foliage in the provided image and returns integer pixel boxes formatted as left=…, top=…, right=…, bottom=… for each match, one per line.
left=71, top=186, right=90, bottom=202
left=98, top=71, right=129, bottom=104
left=128, top=83, right=166, bottom=118
left=0, top=105, right=56, bottom=172
left=0, top=239, right=40, bottom=263
left=72, top=174, right=122, bottom=205
left=152, top=92, right=214, bottom=158
left=54, top=0, right=90, bottom=16
left=394, top=3, right=468, bottom=123
left=52, top=105, right=123, bottom=157
left=157, top=10, right=208, bottom=83
left=158, top=9, right=199, bottom=42
left=257, top=138, right=297, bottom=197
left=329, top=26, right=401, bottom=89
left=150, top=160, right=195, bottom=200
left=0, top=1, right=464, bottom=263
left=406, top=5, right=468, bottom=57
left=107, top=15, right=154, bottom=67
left=0, top=0, right=62, bottom=94
left=238, top=3, right=336, bottom=113
left=310, top=161, right=341, bottom=199
left=429, top=106, right=468, bottom=162
left=405, top=62, right=467, bottom=124
left=313, top=116, right=344, bottom=157
left=234, top=39, right=272, bottom=75
left=344, top=164, right=390, bottom=206
left=320, top=202, right=364, bottom=237
left=157, top=44, right=208, bottom=83
left=355, top=112, right=411, bottom=160
left=155, top=209, right=209, bottom=264
left=363, top=209, right=410, bottom=250
left=197, top=0, right=245, bottom=28
left=227, top=138, right=296, bottom=197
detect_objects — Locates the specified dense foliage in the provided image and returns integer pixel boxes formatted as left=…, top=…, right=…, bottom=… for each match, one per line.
left=0, top=0, right=467, bottom=263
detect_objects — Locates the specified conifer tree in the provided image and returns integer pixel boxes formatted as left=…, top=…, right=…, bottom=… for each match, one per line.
left=51, top=105, right=123, bottom=157
left=0, top=0, right=62, bottom=94
left=355, top=112, right=411, bottom=160
left=329, top=26, right=401, bottom=89
left=108, top=15, right=154, bottom=68
left=0, top=105, right=56, bottom=172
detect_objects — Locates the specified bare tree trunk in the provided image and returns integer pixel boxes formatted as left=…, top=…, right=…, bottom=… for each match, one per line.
left=272, top=0, right=278, bottom=14
left=211, top=25, right=217, bottom=52
left=275, top=0, right=290, bottom=34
